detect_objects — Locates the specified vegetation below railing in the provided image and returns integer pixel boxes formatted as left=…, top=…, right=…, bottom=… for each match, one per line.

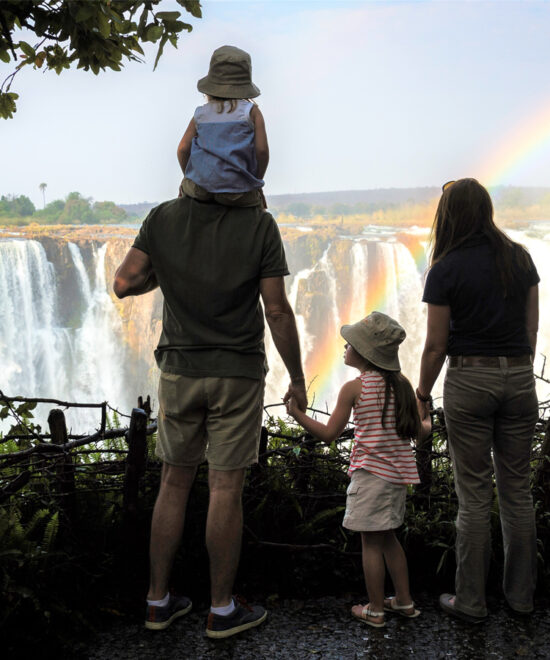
left=1, top=390, right=549, bottom=653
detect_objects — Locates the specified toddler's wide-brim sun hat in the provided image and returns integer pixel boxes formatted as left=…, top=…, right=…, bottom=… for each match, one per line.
left=197, top=45, right=260, bottom=99
left=340, top=311, right=406, bottom=372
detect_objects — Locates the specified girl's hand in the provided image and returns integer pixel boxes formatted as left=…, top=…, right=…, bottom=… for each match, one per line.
left=416, top=397, right=430, bottom=421
left=419, top=414, right=432, bottom=442
left=286, top=395, right=296, bottom=417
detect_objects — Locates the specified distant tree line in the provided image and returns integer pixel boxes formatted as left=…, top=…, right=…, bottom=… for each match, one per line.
left=270, top=187, right=550, bottom=220
left=0, top=192, right=135, bottom=225
left=272, top=200, right=405, bottom=219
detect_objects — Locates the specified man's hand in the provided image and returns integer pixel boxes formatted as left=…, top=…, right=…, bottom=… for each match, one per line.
left=416, top=397, right=430, bottom=422
left=284, top=380, right=307, bottom=413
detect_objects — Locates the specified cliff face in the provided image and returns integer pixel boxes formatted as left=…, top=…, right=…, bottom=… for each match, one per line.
left=0, top=222, right=428, bottom=410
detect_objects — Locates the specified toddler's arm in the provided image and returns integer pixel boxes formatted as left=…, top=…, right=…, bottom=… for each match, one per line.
left=177, top=118, right=197, bottom=175
left=250, top=105, right=269, bottom=179
left=287, top=379, right=359, bottom=443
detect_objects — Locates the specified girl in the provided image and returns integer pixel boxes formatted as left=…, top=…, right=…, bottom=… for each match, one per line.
left=177, top=45, right=268, bottom=208
left=287, top=311, right=421, bottom=628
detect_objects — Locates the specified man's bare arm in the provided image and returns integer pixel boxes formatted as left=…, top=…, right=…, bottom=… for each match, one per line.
left=260, top=276, right=307, bottom=410
left=113, top=247, right=158, bottom=299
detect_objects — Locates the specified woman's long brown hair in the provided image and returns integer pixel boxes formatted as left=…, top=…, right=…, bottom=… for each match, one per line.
left=364, top=361, right=420, bottom=440
left=430, top=178, right=531, bottom=297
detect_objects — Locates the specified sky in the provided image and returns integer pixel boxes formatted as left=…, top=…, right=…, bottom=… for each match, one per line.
left=2, top=0, right=550, bottom=208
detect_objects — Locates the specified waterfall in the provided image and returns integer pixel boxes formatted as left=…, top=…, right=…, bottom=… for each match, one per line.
left=0, top=239, right=132, bottom=432
left=507, top=228, right=550, bottom=400
left=67, top=244, right=129, bottom=419
left=2, top=224, right=548, bottom=430
left=349, top=242, right=368, bottom=320
left=0, top=240, right=60, bottom=396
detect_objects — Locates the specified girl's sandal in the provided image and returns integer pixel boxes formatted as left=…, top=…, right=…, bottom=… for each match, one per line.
left=383, top=596, right=420, bottom=618
left=351, top=604, right=386, bottom=628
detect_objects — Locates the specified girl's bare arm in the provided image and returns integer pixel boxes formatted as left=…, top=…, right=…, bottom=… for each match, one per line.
left=250, top=105, right=269, bottom=179
left=177, top=118, right=197, bottom=174
left=287, top=379, right=360, bottom=443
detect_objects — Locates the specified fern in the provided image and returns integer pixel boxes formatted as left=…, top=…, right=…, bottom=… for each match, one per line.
left=42, top=511, right=59, bottom=552
left=24, top=508, right=49, bottom=539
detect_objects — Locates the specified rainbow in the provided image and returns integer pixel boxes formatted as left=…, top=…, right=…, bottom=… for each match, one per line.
left=478, top=102, right=550, bottom=188
left=305, top=235, right=429, bottom=407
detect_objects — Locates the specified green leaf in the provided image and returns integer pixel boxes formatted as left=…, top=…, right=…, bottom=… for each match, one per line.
left=163, top=20, right=191, bottom=33
left=0, top=91, right=19, bottom=120
left=0, top=49, right=10, bottom=63
left=156, top=12, right=181, bottom=21
left=153, top=34, right=168, bottom=71
left=18, top=41, right=36, bottom=58
left=177, top=0, right=203, bottom=19
left=75, top=4, right=95, bottom=23
left=97, top=12, right=111, bottom=39
left=146, top=25, right=164, bottom=42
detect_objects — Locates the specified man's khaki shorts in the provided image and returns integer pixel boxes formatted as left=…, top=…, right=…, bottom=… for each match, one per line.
left=156, top=373, right=265, bottom=470
left=342, top=468, right=406, bottom=532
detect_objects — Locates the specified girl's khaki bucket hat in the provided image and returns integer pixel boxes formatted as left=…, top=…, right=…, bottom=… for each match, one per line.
left=340, top=311, right=406, bottom=372
left=197, top=45, right=260, bottom=99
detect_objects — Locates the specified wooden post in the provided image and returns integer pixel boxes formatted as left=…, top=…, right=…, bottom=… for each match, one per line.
left=138, top=395, right=152, bottom=419
left=123, top=407, right=148, bottom=519
left=258, top=426, right=268, bottom=467
left=48, top=408, right=76, bottom=522
left=416, top=431, right=433, bottom=490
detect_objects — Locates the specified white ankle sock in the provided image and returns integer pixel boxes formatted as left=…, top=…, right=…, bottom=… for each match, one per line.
left=210, top=600, right=236, bottom=616
left=148, top=592, right=170, bottom=607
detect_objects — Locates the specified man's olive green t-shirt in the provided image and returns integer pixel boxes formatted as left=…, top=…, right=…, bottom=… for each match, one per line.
left=132, top=197, right=289, bottom=379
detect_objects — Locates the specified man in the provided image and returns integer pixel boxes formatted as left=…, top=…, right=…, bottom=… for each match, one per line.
left=113, top=195, right=307, bottom=639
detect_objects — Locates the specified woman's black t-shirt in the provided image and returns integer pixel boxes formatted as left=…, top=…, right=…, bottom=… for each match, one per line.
left=422, top=236, right=539, bottom=356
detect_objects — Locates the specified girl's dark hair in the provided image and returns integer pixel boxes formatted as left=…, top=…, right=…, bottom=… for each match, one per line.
left=364, top=360, right=420, bottom=440
left=430, top=178, right=532, bottom=298
left=207, top=96, right=257, bottom=114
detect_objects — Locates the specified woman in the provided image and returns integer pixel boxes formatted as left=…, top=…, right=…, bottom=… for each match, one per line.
left=416, top=178, right=539, bottom=623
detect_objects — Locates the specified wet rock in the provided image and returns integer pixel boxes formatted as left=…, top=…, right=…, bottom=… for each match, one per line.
left=71, top=593, right=550, bottom=660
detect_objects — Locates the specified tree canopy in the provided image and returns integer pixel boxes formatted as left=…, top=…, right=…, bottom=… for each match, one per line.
left=0, top=0, right=202, bottom=119
left=0, top=191, right=131, bottom=225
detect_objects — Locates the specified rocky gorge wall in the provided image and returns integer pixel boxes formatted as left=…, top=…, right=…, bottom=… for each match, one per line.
left=2, top=221, right=549, bottom=431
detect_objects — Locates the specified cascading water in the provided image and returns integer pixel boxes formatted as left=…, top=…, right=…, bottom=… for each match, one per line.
left=264, top=233, right=428, bottom=411
left=0, top=239, right=133, bottom=432
left=1, top=224, right=548, bottom=431
left=0, top=240, right=60, bottom=396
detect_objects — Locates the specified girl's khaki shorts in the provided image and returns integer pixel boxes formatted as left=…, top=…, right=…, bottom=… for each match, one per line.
left=343, top=468, right=406, bottom=532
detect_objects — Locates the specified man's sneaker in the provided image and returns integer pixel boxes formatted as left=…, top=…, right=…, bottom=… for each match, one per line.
left=206, top=596, right=267, bottom=639
left=145, top=594, right=192, bottom=630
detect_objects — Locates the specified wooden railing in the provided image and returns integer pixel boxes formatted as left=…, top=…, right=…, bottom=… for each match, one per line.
left=2, top=391, right=549, bottom=523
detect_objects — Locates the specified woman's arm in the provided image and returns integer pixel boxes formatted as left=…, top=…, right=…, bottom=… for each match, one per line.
left=177, top=119, right=197, bottom=174
left=417, top=303, right=450, bottom=418
left=526, top=284, right=539, bottom=355
left=287, top=379, right=359, bottom=443
left=250, top=105, right=269, bottom=179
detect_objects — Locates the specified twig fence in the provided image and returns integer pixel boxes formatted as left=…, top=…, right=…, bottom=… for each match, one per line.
left=1, top=390, right=550, bottom=528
